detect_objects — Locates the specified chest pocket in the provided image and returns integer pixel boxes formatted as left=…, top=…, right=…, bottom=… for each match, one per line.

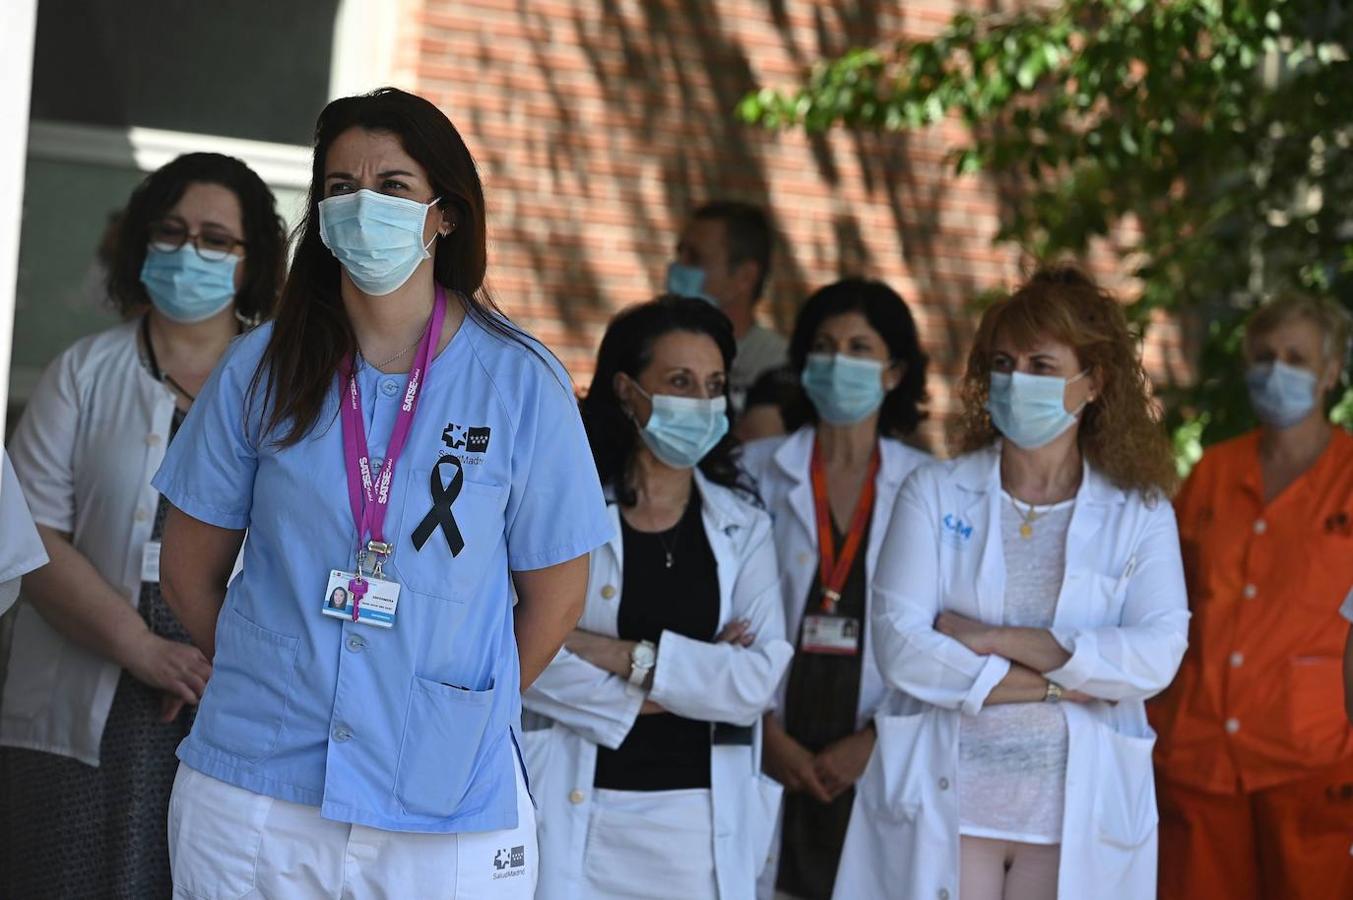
left=390, top=456, right=507, bottom=603
left=1075, top=569, right=1130, bottom=628
left=1301, top=523, right=1353, bottom=615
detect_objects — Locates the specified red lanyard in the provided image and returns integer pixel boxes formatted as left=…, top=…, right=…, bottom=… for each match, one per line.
left=810, top=440, right=879, bottom=614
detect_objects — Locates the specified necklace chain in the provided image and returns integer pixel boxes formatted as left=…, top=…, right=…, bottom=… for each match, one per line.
left=360, top=338, right=420, bottom=371
left=656, top=521, right=681, bottom=568
left=1014, top=497, right=1042, bottom=539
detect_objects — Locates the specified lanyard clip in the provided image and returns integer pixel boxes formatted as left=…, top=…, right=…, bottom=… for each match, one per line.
left=366, top=540, right=393, bottom=579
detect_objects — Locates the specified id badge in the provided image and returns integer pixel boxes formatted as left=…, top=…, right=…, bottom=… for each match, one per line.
left=141, top=541, right=161, bottom=584
left=321, top=569, right=400, bottom=628
left=801, top=614, right=860, bottom=655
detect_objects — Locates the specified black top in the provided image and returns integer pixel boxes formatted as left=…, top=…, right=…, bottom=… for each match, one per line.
left=777, top=512, right=872, bottom=899
left=593, top=490, right=720, bottom=792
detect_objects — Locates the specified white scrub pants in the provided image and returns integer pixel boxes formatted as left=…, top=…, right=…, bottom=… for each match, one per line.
left=581, top=787, right=718, bottom=899
left=167, top=761, right=537, bottom=899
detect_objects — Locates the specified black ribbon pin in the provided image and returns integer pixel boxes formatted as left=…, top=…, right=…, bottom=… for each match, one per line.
left=412, top=455, right=465, bottom=555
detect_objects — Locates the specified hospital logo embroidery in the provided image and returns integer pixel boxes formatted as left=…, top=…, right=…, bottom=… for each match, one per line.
left=493, top=846, right=526, bottom=879
left=942, top=513, right=974, bottom=546
left=442, top=422, right=491, bottom=455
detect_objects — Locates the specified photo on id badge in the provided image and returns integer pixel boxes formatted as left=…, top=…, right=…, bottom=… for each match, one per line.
left=320, top=569, right=399, bottom=627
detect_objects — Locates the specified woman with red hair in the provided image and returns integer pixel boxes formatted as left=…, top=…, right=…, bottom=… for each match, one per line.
left=835, top=267, right=1188, bottom=900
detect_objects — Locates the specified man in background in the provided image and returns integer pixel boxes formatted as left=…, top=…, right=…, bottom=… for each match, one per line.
left=667, top=202, right=788, bottom=411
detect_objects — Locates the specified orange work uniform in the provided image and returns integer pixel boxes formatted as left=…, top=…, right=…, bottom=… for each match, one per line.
left=1150, top=428, right=1353, bottom=900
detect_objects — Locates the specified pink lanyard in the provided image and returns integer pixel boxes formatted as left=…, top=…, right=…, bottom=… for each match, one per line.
left=339, top=285, right=446, bottom=618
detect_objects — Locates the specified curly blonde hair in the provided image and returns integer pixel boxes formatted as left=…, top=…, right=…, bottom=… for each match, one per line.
left=950, top=266, right=1179, bottom=498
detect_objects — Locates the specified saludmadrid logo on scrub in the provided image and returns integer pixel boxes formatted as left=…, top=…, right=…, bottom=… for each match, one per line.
left=493, top=845, right=526, bottom=879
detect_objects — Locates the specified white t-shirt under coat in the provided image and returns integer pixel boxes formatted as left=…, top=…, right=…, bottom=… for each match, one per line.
left=958, top=493, right=1073, bottom=844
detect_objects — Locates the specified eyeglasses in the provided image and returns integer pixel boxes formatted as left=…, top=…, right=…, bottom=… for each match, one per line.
left=148, top=219, right=246, bottom=262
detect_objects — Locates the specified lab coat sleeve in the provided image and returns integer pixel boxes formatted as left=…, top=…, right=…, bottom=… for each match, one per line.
left=522, top=647, right=645, bottom=750
left=7, top=346, right=82, bottom=533
left=871, top=473, right=1011, bottom=715
left=647, top=513, right=794, bottom=726
left=1045, top=501, right=1190, bottom=701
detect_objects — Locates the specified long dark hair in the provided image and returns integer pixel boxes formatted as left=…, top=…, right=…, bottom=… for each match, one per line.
left=788, top=278, right=930, bottom=438
left=252, top=87, right=520, bottom=446
left=108, top=152, right=286, bottom=322
left=580, top=295, right=756, bottom=506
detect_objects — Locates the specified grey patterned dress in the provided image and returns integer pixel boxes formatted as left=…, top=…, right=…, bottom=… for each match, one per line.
left=0, top=409, right=195, bottom=900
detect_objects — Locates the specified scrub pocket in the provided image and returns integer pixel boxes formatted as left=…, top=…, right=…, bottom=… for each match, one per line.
left=168, top=764, right=273, bottom=900
left=1092, top=723, right=1160, bottom=885
left=393, top=468, right=506, bottom=603
left=395, top=675, right=498, bottom=817
left=1285, top=656, right=1348, bottom=755
left=860, top=712, right=929, bottom=822
left=196, top=608, right=299, bottom=762
left=747, top=773, right=784, bottom=871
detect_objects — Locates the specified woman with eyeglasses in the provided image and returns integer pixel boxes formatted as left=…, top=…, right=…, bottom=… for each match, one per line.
left=0, top=152, right=286, bottom=897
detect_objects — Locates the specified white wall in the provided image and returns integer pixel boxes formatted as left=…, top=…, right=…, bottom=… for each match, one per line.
left=0, top=0, right=38, bottom=436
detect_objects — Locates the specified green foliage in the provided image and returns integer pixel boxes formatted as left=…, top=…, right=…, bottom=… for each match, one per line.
left=741, top=0, right=1353, bottom=456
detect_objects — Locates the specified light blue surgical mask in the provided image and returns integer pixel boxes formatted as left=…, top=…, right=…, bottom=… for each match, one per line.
left=631, top=384, right=729, bottom=469
left=987, top=370, right=1088, bottom=450
left=318, top=189, right=440, bottom=296
left=1246, top=361, right=1319, bottom=429
left=665, top=262, right=718, bottom=306
left=139, top=244, right=238, bottom=324
left=801, top=353, right=888, bottom=425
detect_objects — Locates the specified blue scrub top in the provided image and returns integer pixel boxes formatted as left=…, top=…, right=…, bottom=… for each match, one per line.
left=153, top=310, right=612, bottom=833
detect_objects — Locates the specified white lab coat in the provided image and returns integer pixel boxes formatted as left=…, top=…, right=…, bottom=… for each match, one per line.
left=1, top=323, right=177, bottom=766
left=740, top=427, right=930, bottom=896
left=741, top=427, right=932, bottom=729
left=522, top=472, right=793, bottom=900
left=834, top=445, right=1189, bottom=900
left=0, top=450, right=49, bottom=617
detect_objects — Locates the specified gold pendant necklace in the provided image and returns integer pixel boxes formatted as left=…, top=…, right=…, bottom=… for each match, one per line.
left=1015, top=498, right=1041, bottom=539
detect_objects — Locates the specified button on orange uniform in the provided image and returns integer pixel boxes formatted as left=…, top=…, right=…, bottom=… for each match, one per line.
left=1150, top=428, right=1353, bottom=900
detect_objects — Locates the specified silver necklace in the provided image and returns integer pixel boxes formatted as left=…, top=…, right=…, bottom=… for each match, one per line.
left=360, top=338, right=419, bottom=371
left=656, top=523, right=682, bottom=569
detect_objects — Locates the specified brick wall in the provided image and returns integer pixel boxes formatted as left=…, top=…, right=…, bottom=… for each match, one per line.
left=407, top=0, right=1187, bottom=451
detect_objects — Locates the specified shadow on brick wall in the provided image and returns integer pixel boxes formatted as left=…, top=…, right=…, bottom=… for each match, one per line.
left=462, top=0, right=1019, bottom=397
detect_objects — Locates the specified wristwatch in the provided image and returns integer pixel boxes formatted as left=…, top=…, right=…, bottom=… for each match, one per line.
left=628, top=640, right=656, bottom=686
left=1044, top=681, right=1064, bottom=703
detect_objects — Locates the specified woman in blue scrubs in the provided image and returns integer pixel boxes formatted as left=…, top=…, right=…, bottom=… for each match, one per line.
left=152, top=88, right=611, bottom=898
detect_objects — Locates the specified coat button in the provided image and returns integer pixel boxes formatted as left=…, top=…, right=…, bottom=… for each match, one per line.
left=569, top=789, right=585, bottom=804
left=380, top=379, right=399, bottom=397
left=938, top=777, right=950, bottom=790
left=600, top=585, right=617, bottom=600
left=1242, top=584, right=1257, bottom=599
left=145, top=433, right=162, bottom=447
left=332, top=724, right=353, bottom=743
left=798, top=552, right=812, bottom=565
left=134, top=508, right=149, bottom=522
left=346, top=635, right=368, bottom=653
left=1229, top=651, right=1243, bottom=668
left=939, top=890, right=950, bottom=900
left=1225, top=717, right=1241, bottom=734
left=1253, top=519, right=1267, bottom=534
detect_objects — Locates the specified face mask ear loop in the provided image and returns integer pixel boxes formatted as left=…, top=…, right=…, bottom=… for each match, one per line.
left=421, top=197, right=445, bottom=253
left=1066, top=369, right=1092, bottom=417
left=620, top=376, right=652, bottom=429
